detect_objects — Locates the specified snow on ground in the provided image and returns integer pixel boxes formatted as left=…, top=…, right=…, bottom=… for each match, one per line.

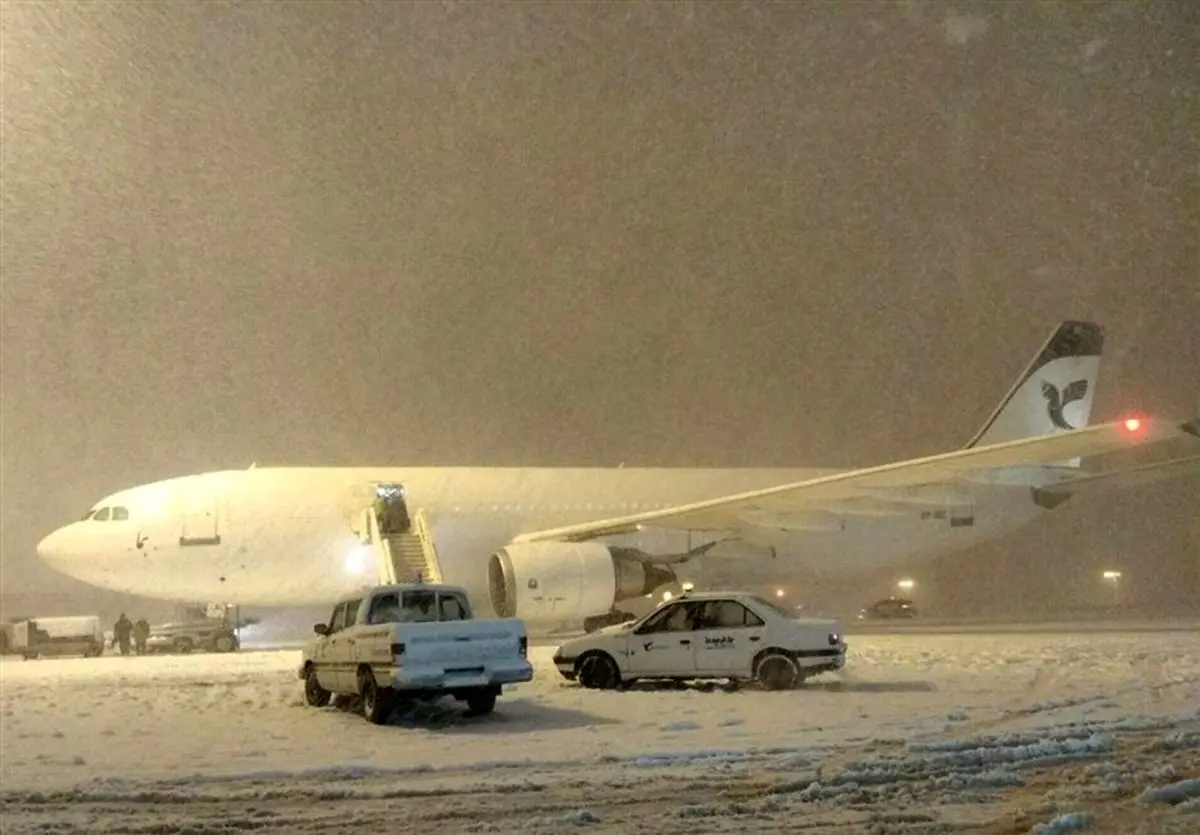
left=1, top=630, right=1197, bottom=833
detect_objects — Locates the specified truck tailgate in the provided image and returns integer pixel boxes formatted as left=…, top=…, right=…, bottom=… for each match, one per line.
left=383, top=621, right=532, bottom=690
left=399, top=622, right=523, bottom=670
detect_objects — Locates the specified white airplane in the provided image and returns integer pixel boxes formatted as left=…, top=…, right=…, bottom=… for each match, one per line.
left=36, top=321, right=1199, bottom=629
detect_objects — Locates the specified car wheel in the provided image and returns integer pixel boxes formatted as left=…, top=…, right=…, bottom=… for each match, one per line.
left=212, top=634, right=236, bottom=653
left=304, top=665, right=331, bottom=707
left=756, top=652, right=801, bottom=691
left=358, top=670, right=393, bottom=725
left=577, top=652, right=622, bottom=690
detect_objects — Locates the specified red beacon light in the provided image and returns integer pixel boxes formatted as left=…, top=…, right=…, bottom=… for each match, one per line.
left=1122, top=416, right=1143, bottom=434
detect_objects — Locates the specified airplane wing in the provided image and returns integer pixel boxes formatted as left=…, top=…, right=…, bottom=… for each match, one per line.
left=512, top=418, right=1200, bottom=545
left=1034, top=453, right=1200, bottom=497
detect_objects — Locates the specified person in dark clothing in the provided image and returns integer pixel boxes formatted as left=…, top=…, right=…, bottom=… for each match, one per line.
left=133, top=618, right=150, bottom=655
left=113, top=613, right=133, bottom=656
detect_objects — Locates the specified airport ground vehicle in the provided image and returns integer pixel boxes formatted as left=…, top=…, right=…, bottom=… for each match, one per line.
left=10, top=616, right=105, bottom=659
left=299, top=582, right=533, bottom=724
left=552, top=591, right=846, bottom=691
left=858, top=597, right=918, bottom=620
left=146, top=617, right=240, bottom=653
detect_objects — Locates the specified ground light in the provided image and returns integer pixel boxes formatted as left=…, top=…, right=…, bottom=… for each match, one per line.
left=1102, top=570, right=1123, bottom=606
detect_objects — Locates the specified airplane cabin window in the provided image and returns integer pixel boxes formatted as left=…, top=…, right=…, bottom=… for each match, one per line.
left=92, top=507, right=111, bottom=521
left=111, top=507, right=129, bottom=521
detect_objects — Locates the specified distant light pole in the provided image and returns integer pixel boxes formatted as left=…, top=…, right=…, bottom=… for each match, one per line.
left=1102, top=570, right=1122, bottom=607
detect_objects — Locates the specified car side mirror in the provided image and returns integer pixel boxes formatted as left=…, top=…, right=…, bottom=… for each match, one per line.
left=313, top=623, right=329, bottom=636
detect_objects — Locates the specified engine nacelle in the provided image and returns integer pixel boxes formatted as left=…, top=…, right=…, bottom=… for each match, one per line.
left=487, top=542, right=676, bottom=621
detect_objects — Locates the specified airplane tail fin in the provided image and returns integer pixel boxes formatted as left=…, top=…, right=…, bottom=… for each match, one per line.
left=964, top=321, right=1105, bottom=463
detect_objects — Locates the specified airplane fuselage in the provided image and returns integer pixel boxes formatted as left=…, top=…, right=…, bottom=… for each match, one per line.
left=37, top=466, right=1042, bottom=611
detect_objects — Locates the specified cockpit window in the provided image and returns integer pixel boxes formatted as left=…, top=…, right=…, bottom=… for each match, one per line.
left=80, top=509, right=95, bottom=521
left=92, top=508, right=111, bottom=521
left=111, top=507, right=129, bottom=520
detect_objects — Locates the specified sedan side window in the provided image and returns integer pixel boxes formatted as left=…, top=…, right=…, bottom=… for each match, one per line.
left=636, top=602, right=698, bottom=634
left=696, top=600, right=764, bottom=629
left=662, top=602, right=698, bottom=632
left=635, top=604, right=677, bottom=634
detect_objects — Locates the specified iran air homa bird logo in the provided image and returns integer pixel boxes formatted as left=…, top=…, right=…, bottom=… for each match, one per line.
left=1042, top=379, right=1088, bottom=430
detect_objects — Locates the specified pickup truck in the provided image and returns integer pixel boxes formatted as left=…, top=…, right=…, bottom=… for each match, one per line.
left=299, top=582, right=533, bottom=724
left=552, top=590, right=846, bottom=691
left=146, top=617, right=239, bottom=654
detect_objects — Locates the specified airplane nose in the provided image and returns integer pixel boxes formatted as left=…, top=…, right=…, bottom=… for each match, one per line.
left=36, top=528, right=68, bottom=567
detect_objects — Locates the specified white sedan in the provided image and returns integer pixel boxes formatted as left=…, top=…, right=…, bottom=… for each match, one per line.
left=552, top=591, right=846, bottom=690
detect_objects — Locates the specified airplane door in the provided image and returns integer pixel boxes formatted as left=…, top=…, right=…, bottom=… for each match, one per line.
left=180, top=494, right=220, bottom=547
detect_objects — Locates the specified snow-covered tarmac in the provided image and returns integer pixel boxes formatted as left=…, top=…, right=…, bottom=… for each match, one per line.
left=2, top=630, right=1198, bottom=833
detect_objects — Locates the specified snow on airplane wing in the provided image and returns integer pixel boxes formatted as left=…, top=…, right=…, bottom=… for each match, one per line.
left=1033, top=453, right=1200, bottom=498
left=511, top=418, right=1200, bottom=544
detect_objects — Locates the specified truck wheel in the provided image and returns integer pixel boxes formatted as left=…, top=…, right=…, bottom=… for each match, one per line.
left=174, top=637, right=193, bottom=654
left=358, top=670, right=393, bottom=725
left=756, top=652, right=801, bottom=691
left=212, top=634, right=236, bottom=653
left=577, top=652, right=622, bottom=690
left=464, top=688, right=497, bottom=716
left=304, top=666, right=331, bottom=707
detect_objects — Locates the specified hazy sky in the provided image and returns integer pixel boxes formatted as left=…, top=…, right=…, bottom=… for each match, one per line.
left=2, top=1, right=1196, bottom=611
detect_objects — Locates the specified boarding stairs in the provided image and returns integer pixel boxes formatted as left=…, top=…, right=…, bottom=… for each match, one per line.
left=369, top=507, right=443, bottom=585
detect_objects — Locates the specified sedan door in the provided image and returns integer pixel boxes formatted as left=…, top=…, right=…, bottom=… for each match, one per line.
left=690, top=599, right=765, bottom=677
left=625, top=601, right=700, bottom=678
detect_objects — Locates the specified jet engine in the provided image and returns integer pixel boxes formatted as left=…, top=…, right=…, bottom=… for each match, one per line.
left=487, top=541, right=676, bottom=621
